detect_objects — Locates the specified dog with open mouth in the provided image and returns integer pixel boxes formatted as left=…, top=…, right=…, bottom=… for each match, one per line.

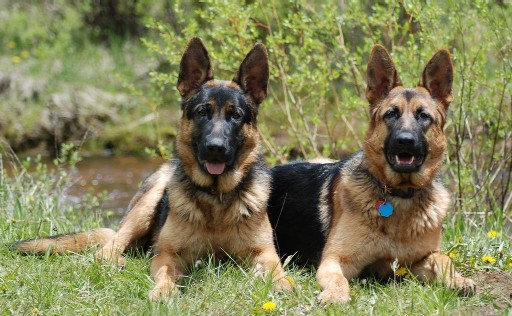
left=267, top=44, right=476, bottom=303
left=12, top=37, right=293, bottom=300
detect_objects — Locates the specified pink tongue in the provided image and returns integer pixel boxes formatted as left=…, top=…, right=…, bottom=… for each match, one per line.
left=205, top=162, right=226, bottom=175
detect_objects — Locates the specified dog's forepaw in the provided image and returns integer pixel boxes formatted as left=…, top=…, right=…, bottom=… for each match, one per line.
left=453, top=276, right=476, bottom=296
left=274, top=276, right=294, bottom=292
left=94, top=248, right=127, bottom=267
left=318, top=289, right=351, bottom=304
left=149, top=284, right=178, bottom=301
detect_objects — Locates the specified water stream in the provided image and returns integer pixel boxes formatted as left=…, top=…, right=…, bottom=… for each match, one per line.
left=65, top=156, right=164, bottom=218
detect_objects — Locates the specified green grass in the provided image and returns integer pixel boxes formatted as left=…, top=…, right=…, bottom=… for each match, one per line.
left=1, top=158, right=511, bottom=315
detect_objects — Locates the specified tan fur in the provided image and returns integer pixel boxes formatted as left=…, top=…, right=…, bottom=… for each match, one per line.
left=308, top=157, right=336, bottom=164
left=150, top=197, right=286, bottom=299
left=14, top=228, right=115, bottom=254
left=316, top=46, right=475, bottom=304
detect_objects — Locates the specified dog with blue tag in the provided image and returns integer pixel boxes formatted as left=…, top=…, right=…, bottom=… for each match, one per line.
left=267, top=45, right=476, bottom=304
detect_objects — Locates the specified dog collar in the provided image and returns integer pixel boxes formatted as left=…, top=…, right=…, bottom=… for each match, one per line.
left=194, top=177, right=225, bottom=202
left=372, top=177, right=417, bottom=218
left=196, top=185, right=221, bottom=196
left=373, top=178, right=417, bottom=199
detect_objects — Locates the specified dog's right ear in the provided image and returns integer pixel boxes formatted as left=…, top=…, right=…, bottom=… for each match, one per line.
left=366, top=45, right=402, bottom=106
left=177, top=37, right=214, bottom=97
left=418, top=49, right=453, bottom=109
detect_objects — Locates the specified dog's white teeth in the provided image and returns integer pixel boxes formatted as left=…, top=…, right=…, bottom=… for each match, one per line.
left=395, top=155, right=415, bottom=165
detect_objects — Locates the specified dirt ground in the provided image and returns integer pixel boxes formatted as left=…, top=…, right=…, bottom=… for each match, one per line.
left=462, top=270, right=512, bottom=315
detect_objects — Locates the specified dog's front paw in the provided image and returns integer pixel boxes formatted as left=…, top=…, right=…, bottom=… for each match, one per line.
left=274, top=276, right=294, bottom=292
left=318, top=289, right=351, bottom=304
left=149, top=283, right=178, bottom=301
left=452, top=276, right=476, bottom=296
left=94, top=247, right=127, bottom=267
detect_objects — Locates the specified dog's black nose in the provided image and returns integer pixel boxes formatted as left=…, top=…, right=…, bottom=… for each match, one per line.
left=206, top=138, right=227, bottom=155
left=396, top=131, right=416, bottom=147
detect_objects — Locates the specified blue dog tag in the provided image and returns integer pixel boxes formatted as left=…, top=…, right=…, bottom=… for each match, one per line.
left=378, top=202, right=394, bottom=217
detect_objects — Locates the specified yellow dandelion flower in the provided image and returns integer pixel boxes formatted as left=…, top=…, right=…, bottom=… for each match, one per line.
left=31, top=307, right=39, bottom=314
left=12, top=56, right=21, bottom=64
left=285, top=275, right=295, bottom=286
left=395, top=267, right=407, bottom=276
left=21, top=50, right=30, bottom=58
left=486, top=230, right=500, bottom=238
left=262, top=301, right=276, bottom=311
left=508, top=262, right=512, bottom=269
left=481, top=256, right=496, bottom=264
left=8, top=41, right=16, bottom=49
left=448, top=251, right=457, bottom=259
left=11, top=218, right=17, bottom=223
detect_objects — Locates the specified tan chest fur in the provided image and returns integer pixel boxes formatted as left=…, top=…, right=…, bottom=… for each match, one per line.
left=329, top=167, right=450, bottom=275
left=159, top=213, right=270, bottom=263
left=154, top=168, right=273, bottom=265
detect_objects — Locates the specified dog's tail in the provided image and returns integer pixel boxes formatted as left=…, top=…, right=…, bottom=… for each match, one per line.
left=10, top=228, right=116, bottom=254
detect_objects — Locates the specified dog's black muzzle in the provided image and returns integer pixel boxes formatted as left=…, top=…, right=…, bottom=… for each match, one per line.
left=385, top=130, right=426, bottom=173
left=199, top=136, right=236, bottom=175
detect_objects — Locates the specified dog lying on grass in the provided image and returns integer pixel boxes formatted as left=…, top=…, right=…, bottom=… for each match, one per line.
left=12, top=37, right=293, bottom=300
left=267, top=45, right=476, bottom=303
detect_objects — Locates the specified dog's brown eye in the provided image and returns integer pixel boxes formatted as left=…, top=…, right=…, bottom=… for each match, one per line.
left=197, top=108, right=207, bottom=116
left=384, top=108, right=399, bottom=120
left=417, top=110, right=431, bottom=121
left=231, top=112, right=241, bottom=120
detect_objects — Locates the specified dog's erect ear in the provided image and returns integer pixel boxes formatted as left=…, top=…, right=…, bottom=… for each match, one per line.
left=419, top=49, right=453, bottom=109
left=366, top=45, right=402, bottom=106
left=177, top=37, right=214, bottom=97
left=233, top=43, right=269, bottom=105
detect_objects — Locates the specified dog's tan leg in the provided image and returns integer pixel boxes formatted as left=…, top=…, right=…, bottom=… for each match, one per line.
left=250, top=247, right=293, bottom=291
left=95, top=204, right=156, bottom=266
left=316, top=255, right=352, bottom=304
left=95, top=165, right=172, bottom=266
left=95, top=208, right=154, bottom=266
left=149, top=251, right=184, bottom=301
left=411, top=252, right=476, bottom=295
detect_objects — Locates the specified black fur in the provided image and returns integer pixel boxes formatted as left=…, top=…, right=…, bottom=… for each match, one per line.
left=267, top=160, right=346, bottom=265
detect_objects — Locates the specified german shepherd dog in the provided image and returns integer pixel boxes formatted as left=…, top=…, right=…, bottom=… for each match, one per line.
left=267, top=45, right=476, bottom=303
left=12, top=37, right=292, bottom=300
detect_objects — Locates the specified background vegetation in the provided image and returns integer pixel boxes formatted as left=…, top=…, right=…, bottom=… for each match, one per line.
left=1, top=0, right=511, bottom=314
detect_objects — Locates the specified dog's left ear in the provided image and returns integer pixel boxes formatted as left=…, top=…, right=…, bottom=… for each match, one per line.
left=419, top=49, right=453, bottom=109
left=233, top=43, right=269, bottom=105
